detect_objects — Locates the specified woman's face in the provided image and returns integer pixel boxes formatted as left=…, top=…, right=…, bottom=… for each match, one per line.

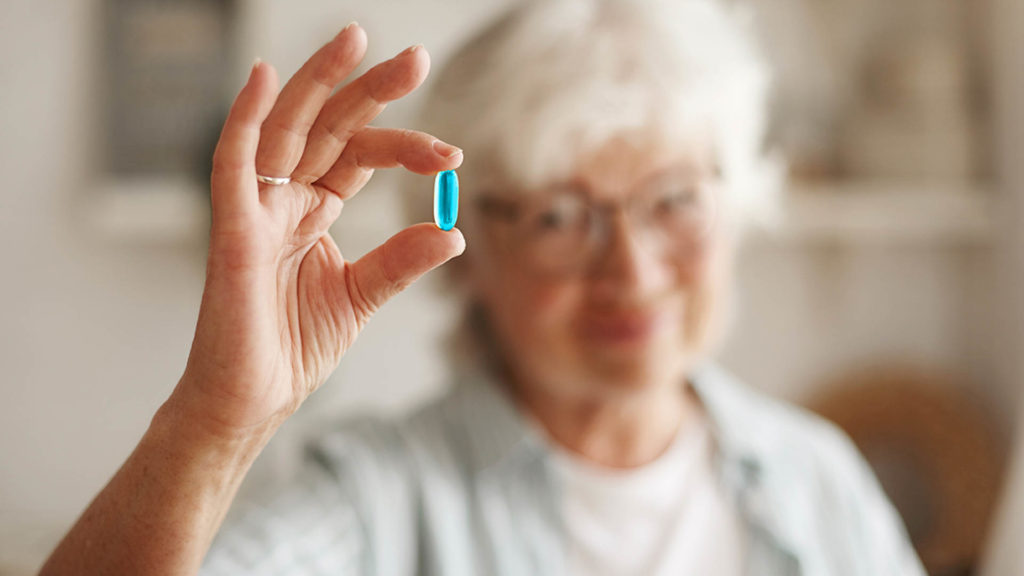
left=467, top=137, right=734, bottom=402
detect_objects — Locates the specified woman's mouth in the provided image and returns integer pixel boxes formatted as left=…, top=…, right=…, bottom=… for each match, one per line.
left=578, top=308, right=672, bottom=347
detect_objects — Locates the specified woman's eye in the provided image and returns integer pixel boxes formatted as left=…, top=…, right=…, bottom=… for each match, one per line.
left=537, top=209, right=568, bottom=229
left=531, top=197, right=584, bottom=232
left=654, top=189, right=698, bottom=215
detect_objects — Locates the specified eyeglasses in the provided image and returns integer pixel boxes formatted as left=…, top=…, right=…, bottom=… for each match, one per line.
left=474, top=169, right=719, bottom=276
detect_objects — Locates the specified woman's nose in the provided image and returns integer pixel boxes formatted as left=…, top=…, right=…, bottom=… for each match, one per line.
left=588, top=210, right=671, bottom=299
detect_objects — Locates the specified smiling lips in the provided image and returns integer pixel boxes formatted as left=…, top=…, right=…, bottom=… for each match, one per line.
left=578, top=308, right=672, bottom=346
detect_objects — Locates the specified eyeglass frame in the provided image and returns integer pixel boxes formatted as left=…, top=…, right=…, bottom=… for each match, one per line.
left=468, top=164, right=723, bottom=277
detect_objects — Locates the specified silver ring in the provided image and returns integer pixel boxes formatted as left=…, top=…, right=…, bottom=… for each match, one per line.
left=256, top=174, right=291, bottom=186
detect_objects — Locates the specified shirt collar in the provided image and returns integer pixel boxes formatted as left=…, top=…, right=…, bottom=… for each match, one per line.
left=688, top=361, right=769, bottom=478
left=454, top=366, right=547, bottom=475
left=455, top=361, right=766, bottom=478
left=689, top=361, right=805, bottom=568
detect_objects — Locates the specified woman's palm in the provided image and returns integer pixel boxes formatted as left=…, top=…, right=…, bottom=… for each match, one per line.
left=178, top=26, right=464, bottom=437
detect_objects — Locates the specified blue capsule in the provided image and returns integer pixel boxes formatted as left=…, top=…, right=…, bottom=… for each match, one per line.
left=434, top=170, right=459, bottom=231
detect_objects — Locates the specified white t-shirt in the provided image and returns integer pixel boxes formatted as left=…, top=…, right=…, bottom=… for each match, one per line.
left=546, top=414, right=747, bottom=576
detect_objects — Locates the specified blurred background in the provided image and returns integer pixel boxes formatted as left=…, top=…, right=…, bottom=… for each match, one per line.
left=1, top=0, right=1023, bottom=574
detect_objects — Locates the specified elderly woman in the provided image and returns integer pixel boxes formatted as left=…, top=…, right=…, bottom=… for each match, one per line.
left=41, top=1, right=923, bottom=575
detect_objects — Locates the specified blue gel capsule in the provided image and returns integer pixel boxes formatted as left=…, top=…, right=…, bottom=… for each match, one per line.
left=434, top=169, right=459, bottom=231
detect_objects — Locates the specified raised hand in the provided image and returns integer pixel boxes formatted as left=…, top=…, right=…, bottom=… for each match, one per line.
left=39, top=25, right=466, bottom=576
left=175, top=23, right=465, bottom=439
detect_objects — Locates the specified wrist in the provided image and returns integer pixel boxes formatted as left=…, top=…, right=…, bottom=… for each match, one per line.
left=153, top=382, right=281, bottom=467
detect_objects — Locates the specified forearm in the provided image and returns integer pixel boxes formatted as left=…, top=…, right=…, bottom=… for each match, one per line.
left=39, top=386, right=276, bottom=576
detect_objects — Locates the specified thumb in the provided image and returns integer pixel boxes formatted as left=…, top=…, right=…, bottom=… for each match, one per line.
left=348, top=222, right=466, bottom=320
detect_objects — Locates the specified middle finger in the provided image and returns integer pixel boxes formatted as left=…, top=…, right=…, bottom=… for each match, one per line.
left=291, top=44, right=431, bottom=183
left=254, top=22, right=367, bottom=179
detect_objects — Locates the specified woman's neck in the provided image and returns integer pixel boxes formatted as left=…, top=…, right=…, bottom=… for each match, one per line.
left=513, top=378, right=697, bottom=469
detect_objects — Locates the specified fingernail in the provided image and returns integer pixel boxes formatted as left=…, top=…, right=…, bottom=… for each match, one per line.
left=433, top=140, right=463, bottom=159
left=248, top=58, right=261, bottom=82
left=401, top=43, right=424, bottom=56
left=452, top=229, right=467, bottom=256
left=335, top=22, right=358, bottom=40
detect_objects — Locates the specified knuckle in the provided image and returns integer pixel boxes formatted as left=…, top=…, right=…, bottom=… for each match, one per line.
left=345, top=266, right=378, bottom=324
left=265, top=115, right=311, bottom=139
left=364, top=58, right=418, bottom=104
left=312, top=47, right=353, bottom=88
left=211, top=152, right=244, bottom=175
left=396, top=128, right=424, bottom=148
left=315, top=118, right=357, bottom=150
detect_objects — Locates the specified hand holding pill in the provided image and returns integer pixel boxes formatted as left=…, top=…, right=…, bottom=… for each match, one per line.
left=177, top=24, right=465, bottom=439
left=37, top=25, right=469, bottom=573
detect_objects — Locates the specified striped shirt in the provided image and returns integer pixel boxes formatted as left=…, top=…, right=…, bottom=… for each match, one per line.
left=201, top=362, right=925, bottom=576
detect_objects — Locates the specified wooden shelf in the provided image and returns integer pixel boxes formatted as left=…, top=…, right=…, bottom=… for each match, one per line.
left=760, top=180, right=996, bottom=246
